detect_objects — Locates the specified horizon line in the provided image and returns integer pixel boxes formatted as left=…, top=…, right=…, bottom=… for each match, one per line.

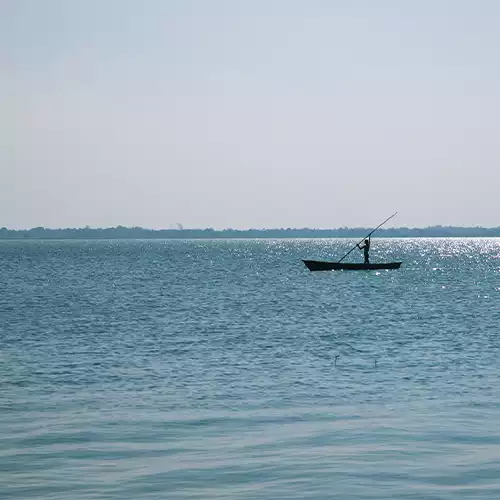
left=2, top=224, right=500, bottom=231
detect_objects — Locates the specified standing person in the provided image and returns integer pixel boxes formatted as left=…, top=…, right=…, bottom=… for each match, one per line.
left=357, top=237, right=370, bottom=264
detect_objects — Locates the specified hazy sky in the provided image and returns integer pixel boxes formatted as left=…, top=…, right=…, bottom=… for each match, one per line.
left=3, top=0, right=499, bottom=229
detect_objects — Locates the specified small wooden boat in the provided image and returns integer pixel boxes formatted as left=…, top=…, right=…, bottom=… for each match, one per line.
left=302, top=212, right=402, bottom=272
left=303, top=260, right=402, bottom=271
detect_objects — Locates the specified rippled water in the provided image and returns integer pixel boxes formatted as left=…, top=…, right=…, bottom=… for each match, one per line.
left=1, top=238, right=499, bottom=499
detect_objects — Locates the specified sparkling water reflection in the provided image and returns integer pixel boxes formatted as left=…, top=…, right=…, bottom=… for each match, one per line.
left=1, top=238, right=499, bottom=498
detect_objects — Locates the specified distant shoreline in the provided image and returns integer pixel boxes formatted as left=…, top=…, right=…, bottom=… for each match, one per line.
left=1, top=226, right=499, bottom=239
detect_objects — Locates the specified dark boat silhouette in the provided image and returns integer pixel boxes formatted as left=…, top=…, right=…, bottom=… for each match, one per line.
left=302, top=260, right=402, bottom=271
left=302, top=212, right=402, bottom=272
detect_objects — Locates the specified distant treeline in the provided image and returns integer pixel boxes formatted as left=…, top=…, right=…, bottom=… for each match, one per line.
left=1, top=225, right=499, bottom=239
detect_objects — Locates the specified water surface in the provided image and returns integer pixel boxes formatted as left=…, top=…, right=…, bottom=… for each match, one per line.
left=1, top=238, right=499, bottom=498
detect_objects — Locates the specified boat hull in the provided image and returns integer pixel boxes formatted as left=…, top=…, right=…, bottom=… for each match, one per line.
left=303, top=260, right=402, bottom=271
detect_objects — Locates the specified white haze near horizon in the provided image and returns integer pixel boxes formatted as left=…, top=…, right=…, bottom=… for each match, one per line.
left=2, top=0, right=499, bottom=230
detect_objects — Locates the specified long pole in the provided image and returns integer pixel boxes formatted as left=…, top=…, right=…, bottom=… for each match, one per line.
left=337, top=212, right=398, bottom=263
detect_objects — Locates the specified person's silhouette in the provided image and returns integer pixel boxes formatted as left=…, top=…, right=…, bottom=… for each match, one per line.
left=357, top=237, right=370, bottom=264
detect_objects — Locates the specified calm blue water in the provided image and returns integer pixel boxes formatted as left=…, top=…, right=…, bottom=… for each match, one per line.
left=1, top=238, right=499, bottom=499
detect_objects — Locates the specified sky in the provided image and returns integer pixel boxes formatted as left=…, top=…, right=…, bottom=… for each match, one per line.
left=2, top=0, right=500, bottom=229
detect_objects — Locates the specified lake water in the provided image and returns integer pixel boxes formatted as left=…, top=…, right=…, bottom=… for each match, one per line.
left=1, top=238, right=499, bottom=499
